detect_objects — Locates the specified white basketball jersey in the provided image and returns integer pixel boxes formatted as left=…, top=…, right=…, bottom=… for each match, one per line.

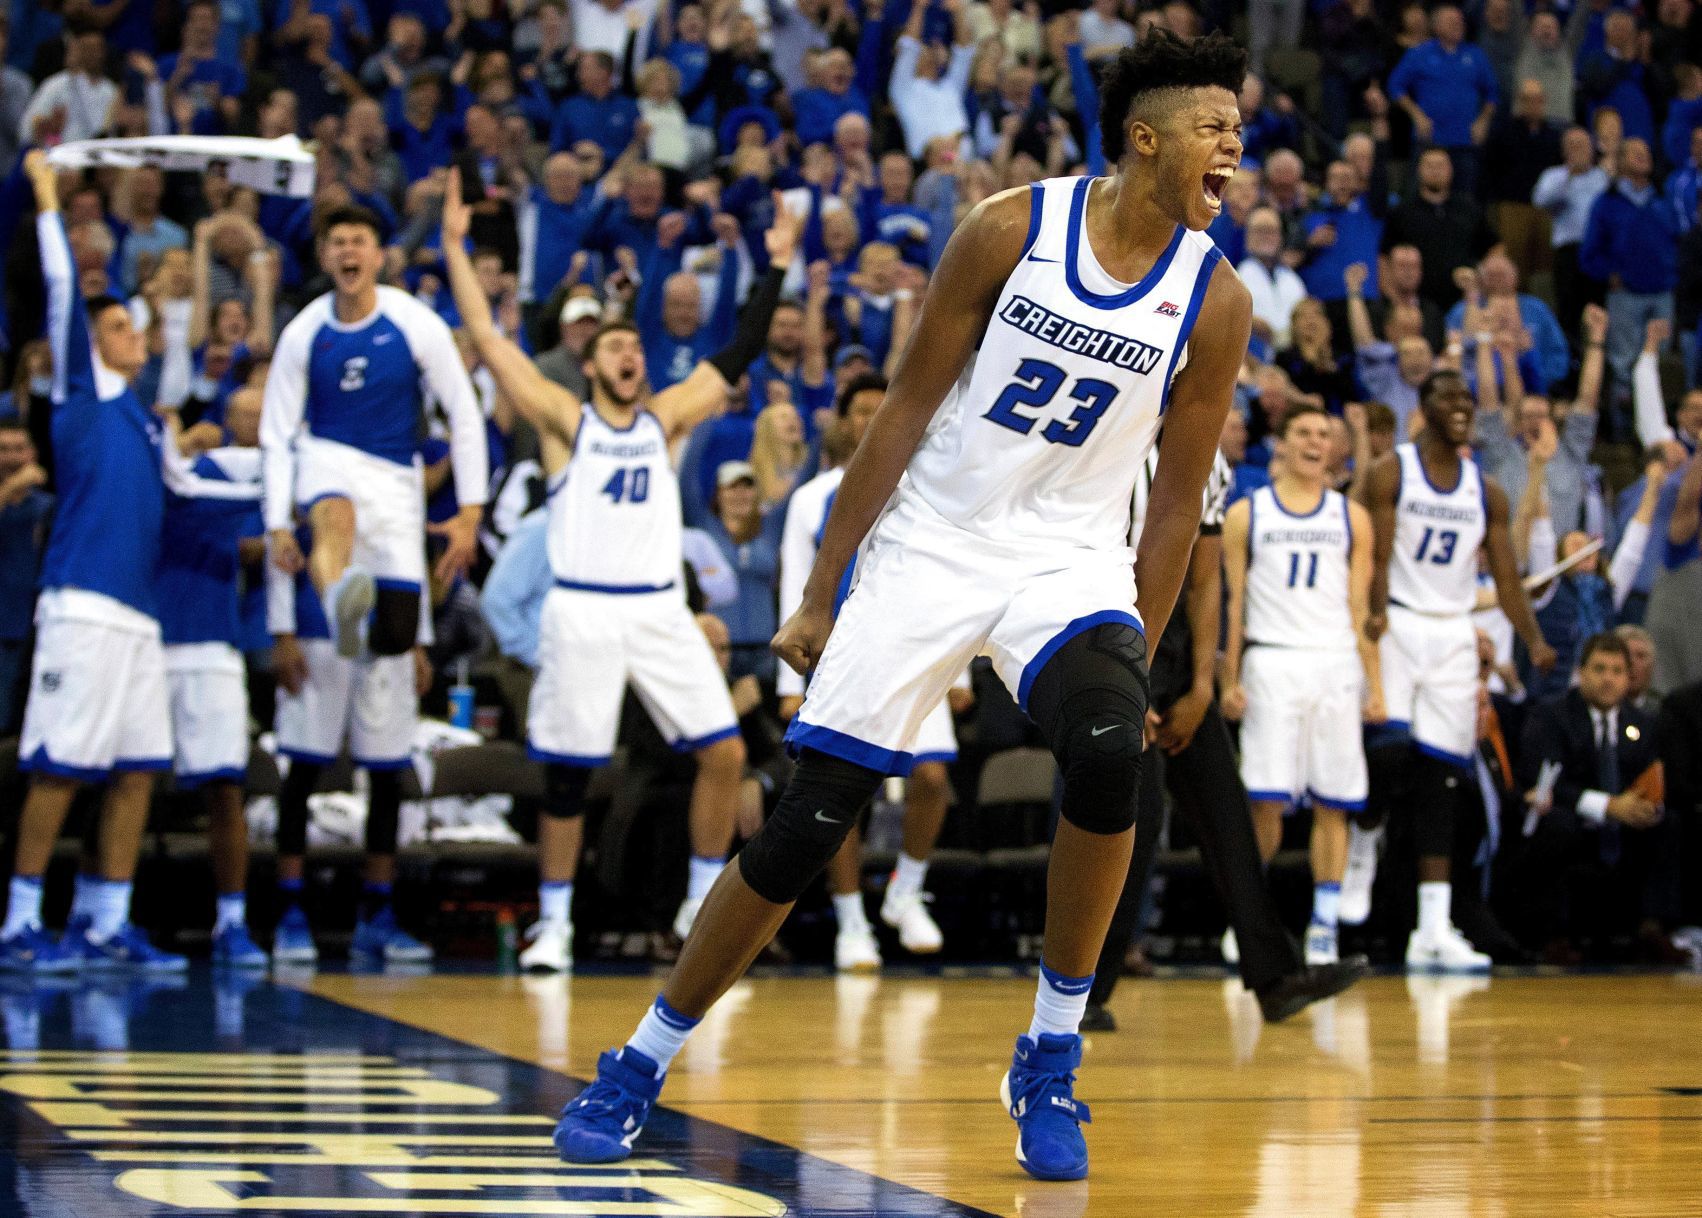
left=1389, top=442, right=1487, bottom=616
left=547, top=408, right=682, bottom=592
left=901, top=175, right=1226, bottom=554
left=1245, top=483, right=1353, bottom=649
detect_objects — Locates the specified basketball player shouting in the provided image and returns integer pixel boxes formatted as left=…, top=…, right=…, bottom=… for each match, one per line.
left=558, top=30, right=1252, bottom=1183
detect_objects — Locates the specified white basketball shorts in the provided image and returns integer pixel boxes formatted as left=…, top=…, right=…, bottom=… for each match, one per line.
left=787, top=492, right=1142, bottom=775
left=907, top=697, right=959, bottom=771
left=1378, top=605, right=1478, bottom=766
left=527, top=585, right=740, bottom=766
left=21, top=588, right=171, bottom=781
left=295, top=435, right=427, bottom=591
left=165, top=642, right=250, bottom=785
left=1238, top=645, right=1368, bottom=812
left=275, top=638, right=416, bottom=769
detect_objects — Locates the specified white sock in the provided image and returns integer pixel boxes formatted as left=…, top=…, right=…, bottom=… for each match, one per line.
left=888, top=853, right=929, bottom=904
left=2, top=875, right=44, bottom=937
left=686, top=856, right=724, bottom=903
left=90, top=879, right=132, bottom=940
left=624, top=994, right=701, bottom=1076
left=1312, top=882, right=1341, bottom=929
left=832, top=892, right=869, bottom=933
left=70, top=873, right=96, bottom=924
left=1418, top=881, right=1451, bottom=938
left=1028, top=963, right=1094, bottom=1040
left=215, top=893, right=247, bottom=934
left=539, top=881, right=572, bottom=926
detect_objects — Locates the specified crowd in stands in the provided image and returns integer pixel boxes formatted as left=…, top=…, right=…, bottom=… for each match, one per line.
left=0, top=0, right=1699, bottom=968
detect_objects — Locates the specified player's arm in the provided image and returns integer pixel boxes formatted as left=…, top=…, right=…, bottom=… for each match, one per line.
left=1358, top=452, right=1399, bottom=638
left=774, top=485, right=820, bottom=714
left=259, top=315, right=311, bottom=571
left=1347, top=498, right=1386, bottom=722
left=1135, top=264, right=1251, bottom=651
left=1483, top=475, right=1557, bottom=671
left=442, top=168, right=582, bottom=444
left=772, top=187, right=1032, bottom=676
left=265, top=543, right=309, bottom=694
left=1218, top=498, right=1250, bottom=720
left=24, top=153, right=97, bottom=415
left=411, top=309, right=489, bottom=583
left=651, top=195, right=804, bottom=441
left=1156, top=530, right=1223, bottom=755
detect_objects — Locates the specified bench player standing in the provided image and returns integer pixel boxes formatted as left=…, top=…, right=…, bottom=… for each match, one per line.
left=556, top=30, right=1252, bottom=1183
left=442, top=170, right=805, bottom=961
left=1220, top=403, right=1384, bottom=966
left=778, top=374, right=961, bottom=971
left=1361, top=371, right=1555, bottom=970
left=261, top=206, right=486, bottom=661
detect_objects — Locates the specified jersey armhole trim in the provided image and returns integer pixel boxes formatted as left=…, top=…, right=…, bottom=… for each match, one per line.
left=1020, top=181, right=1044, bottom=260
left=1157, top=246, right=1224, bottom=416
left=1341, top=493, right=1353, bottom=548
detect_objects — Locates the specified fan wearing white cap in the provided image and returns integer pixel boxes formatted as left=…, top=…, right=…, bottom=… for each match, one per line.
left=444, top=171, right=805, bottom=965
left=535, top=295, right=604, bottom=401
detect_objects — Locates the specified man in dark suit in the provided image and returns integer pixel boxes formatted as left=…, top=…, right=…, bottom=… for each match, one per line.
left=1656, top=679, right=1702, bottom=928
left=1514, top=633, right=1681, bottom=961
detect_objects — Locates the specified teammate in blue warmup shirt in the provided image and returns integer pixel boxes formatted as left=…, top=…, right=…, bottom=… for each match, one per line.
left=261, top=205, right=487, bottom=663
left=443, top=170, right=802, bottom=974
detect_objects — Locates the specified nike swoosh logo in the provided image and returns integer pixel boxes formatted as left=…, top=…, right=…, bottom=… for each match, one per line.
left=814, top=810, right=840, bottom=824
left=1025, top=253, right=1059, bottom=263
left=1091, top=724, right=1122, bottom=737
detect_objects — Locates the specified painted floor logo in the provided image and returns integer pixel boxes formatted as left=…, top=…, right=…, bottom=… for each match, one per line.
left=0, top=1047, right=785, bottom=1215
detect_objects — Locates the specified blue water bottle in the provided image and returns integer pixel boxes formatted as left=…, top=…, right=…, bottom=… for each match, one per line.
left=449, top=659, right=475, bottom=730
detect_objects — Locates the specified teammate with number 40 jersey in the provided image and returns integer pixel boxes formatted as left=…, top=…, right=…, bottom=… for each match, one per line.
left=1220, top=403, right=1383, bottom=967
left=1358, top=369, right=1556, bottom=972
left=559, top=29, right=1257, bottom=1185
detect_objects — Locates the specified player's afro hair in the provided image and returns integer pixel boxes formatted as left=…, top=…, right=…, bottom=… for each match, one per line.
left=1097, top=29, right=1248, bottom=165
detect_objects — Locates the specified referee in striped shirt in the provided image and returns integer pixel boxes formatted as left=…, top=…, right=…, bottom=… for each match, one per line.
left=1083, top=447, right=1367, bottom=1028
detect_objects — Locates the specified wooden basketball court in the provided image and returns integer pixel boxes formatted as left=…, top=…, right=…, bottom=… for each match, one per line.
left=304, top=968, right=1702, bottom=1217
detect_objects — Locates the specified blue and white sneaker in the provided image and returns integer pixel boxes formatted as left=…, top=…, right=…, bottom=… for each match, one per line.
left=78, top=924, right=190, bottom=973
left=326, top=566, right=376, bottom=659
left=0, top=924, right=78, bottom=974
left=352, top=907, right=434, bottom=963
left=212, top=924, right=270, bottom=969
left=1000, top=1033, right=1093, bottom=1181
left=554, top=1048, right=664, bottom=1163
left=271, top=907, right=319, bottom=965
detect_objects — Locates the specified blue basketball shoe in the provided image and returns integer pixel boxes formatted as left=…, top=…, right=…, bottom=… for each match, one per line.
left=554, top=1048, right=664, bottom=1163
left=0, top=924, right=77, bottom=974
left=212, top=923, right=270, bottom=969
left=1000, top=1033, right=1093, bottom=1181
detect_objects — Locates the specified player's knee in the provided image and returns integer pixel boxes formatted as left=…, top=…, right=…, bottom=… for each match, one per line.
left=696, top=733, right=746, bottom=779
left=367, top=587, right=420, bottom=656
left=737, top=749, right=882, bottom=905
left=1056, top=713, right=1144, bottom=833
left=310, top=495, right=355, bottom=537
left=542, top=763, right=591, bottom=820
left=908, top=760, right=949, bottom=802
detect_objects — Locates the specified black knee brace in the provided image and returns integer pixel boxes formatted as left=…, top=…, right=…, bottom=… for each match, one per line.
left=277, top=761, right=322, bottom=858
left=543, top=763, right=591, bottom=819
left=365, top=769, right=402, bottom=856
left=1411, top=750, right=1466, bottom=860
left=368, top=586, right=421, bottom=656
left=737, top=748, right=884, bottom=904
left=1026, top=623, right=1150, bottom=836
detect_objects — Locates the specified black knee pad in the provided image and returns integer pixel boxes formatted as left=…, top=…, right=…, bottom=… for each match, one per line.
left=365, top=769, right=402, bottom=856
left=737, top=749, right=884, bottom=904
left=1411, top=751, right=1466, bottom=859
left=543, top=763, right=591, bottom=819
left=368, top=587, right=421, bottom=656
left=277, top=761, right=322, bottom=858
left=1026, top=623, right=1150, bottom=836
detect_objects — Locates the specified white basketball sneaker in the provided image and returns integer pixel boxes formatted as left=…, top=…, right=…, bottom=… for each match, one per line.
left=835, top=922, right=882, bottom=973
left=1221, top=927, right=1240, bottom=965
left=672, top=897, right=703, bottom=943
left=880, top=889, right=943, bottom=954
left=1304, top=922, right=1339, bottom=966
left=1339, top=822, right=1383, bottom=925
left=519, top=920, right=573, bottom=972
left=1406, top=923, right=1492, bottom=972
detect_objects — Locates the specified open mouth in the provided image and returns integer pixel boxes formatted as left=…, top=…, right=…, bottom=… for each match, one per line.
left=1202, top=167, right=1232, bottom=211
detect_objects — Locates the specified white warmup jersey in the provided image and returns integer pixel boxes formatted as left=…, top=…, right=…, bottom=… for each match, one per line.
left=549, top=409, right=681, bottom=592
left=1380, top=444, right=1489, bottom=765
left=1245, top=484, right=1354, bottom=648
left=1238, top=485, right=1367, bottom=811
left=902, top=175, right=1224, bottom=554
left=789, top=177, right=1228, bottom=774
left=1388, top=442, right=1487, bottom=617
